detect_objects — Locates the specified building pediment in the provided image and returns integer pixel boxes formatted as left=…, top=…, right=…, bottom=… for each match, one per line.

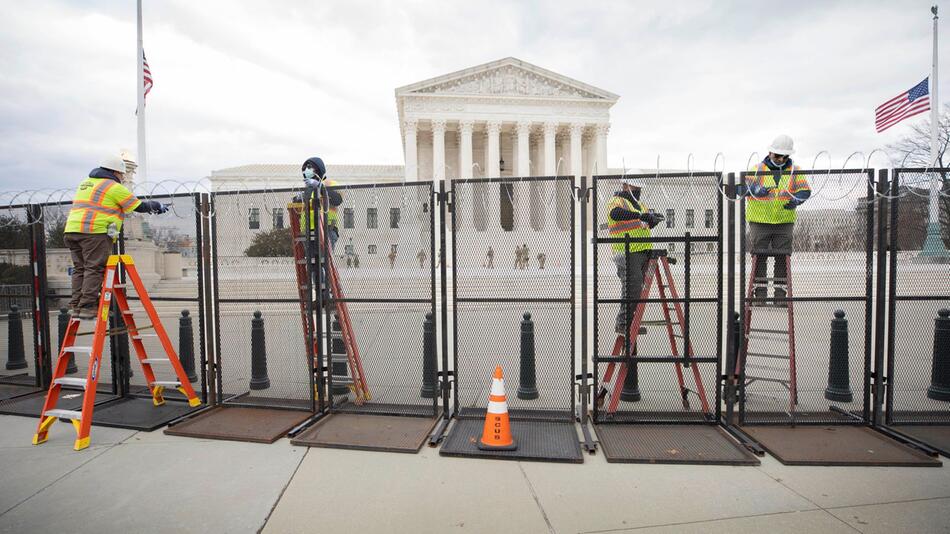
left=396, top=57, right=618, bottom=102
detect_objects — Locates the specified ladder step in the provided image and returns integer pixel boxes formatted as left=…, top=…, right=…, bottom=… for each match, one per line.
left=44, top=409, right=82, bottom=420
left=142, top=358, right=169, bottom=364
left=151, top=381, right=181, bottom=387
left=747, top=351, right=790, bottom=360
left=748, top=328, right=789, bottom=335
left=744, top=376, right=790, bottom=385
left=131, top=334, right=158, bottom=339
left=63, top=346, right=93, bottom=353
left=122, top=309, right=147, bottom=315
left=54, top=377, right=88, bottom=389
left=641, top=320, right=679, bottom=326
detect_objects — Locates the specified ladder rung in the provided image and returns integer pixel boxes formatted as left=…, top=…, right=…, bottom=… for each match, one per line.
left=331, top=377, right=354, bottom=385
left=122, top=309, right=147, bottom=315
left=63, top=346, right=93, bottom=353
left=747, top=352, right=790, bottom=360
left=44, top=409, right=82, bottom=420
left=151, top=381, right=181, bottom=387
left=142, top=358, right=169, bottom=364
left=745, top=376, right=790, bottom=384
left=641, top=320, right=679, bottom=326
left=748, top=328, right=789, bottom=335
left=54, top=377, right=88, bottom=389
left=131, top=334, right=158, bottom=339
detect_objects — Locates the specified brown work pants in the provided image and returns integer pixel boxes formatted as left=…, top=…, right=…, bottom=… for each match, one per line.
left=64, top=233, right=114, bottom=310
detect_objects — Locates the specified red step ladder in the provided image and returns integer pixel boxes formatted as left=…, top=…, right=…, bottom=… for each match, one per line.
left=33, top=254, right=200, bottom=450
left=736, top=254, right=797, bottom=416
left=288, top=201, right=370, bottom=404
left=598, top=250, right=711, bottom=416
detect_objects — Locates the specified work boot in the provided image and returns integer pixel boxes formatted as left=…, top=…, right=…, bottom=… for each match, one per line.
left=76, top=306, right=97, bottom=320
left=773, top=288, right=788, bottom=308
left=752, top=286, right=768, bottom=307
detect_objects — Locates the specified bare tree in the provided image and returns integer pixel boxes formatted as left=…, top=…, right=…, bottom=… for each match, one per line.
left=885, top=105, right=950, bottom=244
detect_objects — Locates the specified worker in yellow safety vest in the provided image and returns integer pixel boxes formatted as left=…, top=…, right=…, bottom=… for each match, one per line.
left=300, top=156, right=343, bottom=298
left=63, top=155, right=167, bottom=319
left=606, top=176, right=664, bottom=336
left=743, top=134, right=812, bottom=307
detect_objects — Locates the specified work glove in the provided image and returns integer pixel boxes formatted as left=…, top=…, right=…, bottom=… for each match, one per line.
left=303, top=176, right=321, bottom=189
left=641, top=212, right=665, bottom=229
left=783, top=195, right=806, bottom=210
left=745, top=183, right=773, bottom=197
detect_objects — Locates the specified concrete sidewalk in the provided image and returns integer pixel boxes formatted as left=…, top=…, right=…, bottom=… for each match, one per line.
left=1, top=414, right=949, bottom=534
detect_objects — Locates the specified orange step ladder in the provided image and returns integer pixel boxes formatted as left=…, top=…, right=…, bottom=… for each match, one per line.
left=598, top=250, right=711, bottom=416
left=32, top=254, right=200, bottom=450
left=288, top=200, right=370, bottom=404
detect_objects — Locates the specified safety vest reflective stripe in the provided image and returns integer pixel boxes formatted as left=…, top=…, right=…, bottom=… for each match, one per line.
left=745, top=163, right=809, bottom=224
left=117, top=193, right=137, bottom=211
left=608, top=219, right=648, bottom=233
left=606, top=195, right=651, bottom=253
left=90, top=180, right=116, bottom=205
left=70, top=200, right=123, bottom=216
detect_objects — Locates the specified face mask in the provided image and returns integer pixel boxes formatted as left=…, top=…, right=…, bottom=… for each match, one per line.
left=303, top=168, right=317, bottom=180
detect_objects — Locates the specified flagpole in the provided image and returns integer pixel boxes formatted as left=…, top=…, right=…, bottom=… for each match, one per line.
left=922, top=5, right=948, bottom=257
left=136, top=0, right=147, bottom=183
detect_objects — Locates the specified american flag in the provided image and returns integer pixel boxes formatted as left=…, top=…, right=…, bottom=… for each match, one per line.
left=143, top=51, right=153, bottom=99
left=875, top=78, right=930, bottom=133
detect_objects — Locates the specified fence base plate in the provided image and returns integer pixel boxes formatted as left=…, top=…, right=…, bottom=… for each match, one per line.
left=291, top=413, right=439, bottom=453
left=889, top=425, right=950, bottom=457
left=164, top=406, right=310, bottom=443
left=0, top=383, right=41, bottom=402
left=740, top=425, right=942, bottom=466
left=90, top=397, right=200, bottom=431
left=595, top=424, right=759, bottom=465
left=440, top=419, right=582, bottom=463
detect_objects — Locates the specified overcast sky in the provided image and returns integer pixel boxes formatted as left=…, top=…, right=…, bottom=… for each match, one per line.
left=0, top=0, right=945, bottom=191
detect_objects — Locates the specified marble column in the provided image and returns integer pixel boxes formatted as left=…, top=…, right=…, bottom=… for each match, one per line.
left=515, top=121, right=532, bottom=231
left=487, top=121, right=501, bottom=178
left=404, top=119, right=418, bottom=181
left=516, top=121, right=531, bottom=177
left=543, top=122, right=557, bottom=176
left=595, top=123, right=609, bottom=177
left=569, top=122, right=584, bottom=179
left=486, top=121, right=501, bottom=230
left=459, top=120, right=474, bottom=180
left=431, top=119, right=446, bottom=182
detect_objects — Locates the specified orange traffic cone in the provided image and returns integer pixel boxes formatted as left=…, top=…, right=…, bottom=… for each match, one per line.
left=478, top=365, right=517, bottom=451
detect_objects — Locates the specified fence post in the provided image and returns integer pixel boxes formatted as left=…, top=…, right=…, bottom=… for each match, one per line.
left=179, top=310, right=197, bottom=382
left=5, top=304, right=26, bottom=370
left=420, top=312, right=437, bottom=398
left=59, top=307, right=78, bottom=374
left=249, top=310, right=270, bottom=390
left=927, top=309, right=950, bottom=402
left=824, top=310, right=853, bottom=402
left=517, top=312, right=539, bottom=400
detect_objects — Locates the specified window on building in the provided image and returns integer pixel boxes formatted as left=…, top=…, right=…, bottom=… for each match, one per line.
left=500, top=184, right=514, bottom=231
left=248, top=208, right=260, bottom=230
left=367, top=208, right=378, bottom=229
left=368, top=244, right=377, bottom=255
left=390, top=208, right=400, bottom=229
left=669, top=243, right=675, bottom=252
left=343, top=208, right=354, bottom=229
left=344, top=244, right=354, bottom=256
left=686, top=209, right=695, bottom=229
left=705, top=209, right=714, bottom=229
left=271, top=208, right=283, bottom=229
left=665, top=209, right=675, bottom=229
left=707, top=243, right=715, bottom=253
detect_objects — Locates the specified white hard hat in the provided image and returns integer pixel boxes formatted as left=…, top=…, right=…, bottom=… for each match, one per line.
left=100, top=156, right=127, bottom=174
left=768, top=134, right=795, bottom=156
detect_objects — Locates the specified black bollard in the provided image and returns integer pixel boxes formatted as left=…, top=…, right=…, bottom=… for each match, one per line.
left=726, top=312, right=740, bottom=405
left=179, top=310, right=197, bottom=383
left=517, top=312, right=539, bottom=400
left=249, top=310, right=270, bottom=390
left=927, top=309, right=950, bottom=402
left=5, top=304, right=27, bottom=370
left=59, top=307, right=78, bottom=374
left=824, top=310, right=853, bottom=402
left=330, top=316, right=349, bottom=396
left=420, top=312, right=438, bottom=398
left=620, top=326, right=645, bottom=402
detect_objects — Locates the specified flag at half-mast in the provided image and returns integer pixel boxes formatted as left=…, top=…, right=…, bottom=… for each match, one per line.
left=875, top=78, right=931, bottom=133
left=143, top=50, right=153, bottom=100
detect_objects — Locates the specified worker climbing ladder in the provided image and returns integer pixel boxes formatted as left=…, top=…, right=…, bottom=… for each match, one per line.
left=597, top=249, right=711, bottom=417
left=736, top=254, right=797, bottom=417
left=288, top=197, right=370, bottom=405
left=32, top=254, right=200, bottom=451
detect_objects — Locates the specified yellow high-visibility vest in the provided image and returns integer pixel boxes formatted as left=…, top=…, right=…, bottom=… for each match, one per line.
left=745, top=163, right=810, bottom=224
left=606, top=195, right=651, bottom=254
left=64, top=178, right=140, bottom=234
left=301, top=179, right=339, bottom=230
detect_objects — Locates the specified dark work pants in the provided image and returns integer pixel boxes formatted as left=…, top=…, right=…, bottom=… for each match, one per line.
left=64, top=233, right=114, bottom=310
left=614, top=251, right=649, bottom=336
left=748, top=222, right=793, bottom=283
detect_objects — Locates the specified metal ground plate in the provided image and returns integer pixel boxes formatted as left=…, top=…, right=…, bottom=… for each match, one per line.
left=164, top=406, right=311, bottom=443
left=440, top=418, right=583, bottom=463
left=740, top=425, right=942, bottom=466
left=0, top=391, right=117, bottom=418
left=595, top=424, right=759, bottom=465
left=291, top=413, right=439, bottom=453
left=89, top=397, right=201, bottom=431
left=334, top=402, right=438, bottom=418
left=0, top=383, right=41, bottom=402
left=889, top=425, right=950, bottom=457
